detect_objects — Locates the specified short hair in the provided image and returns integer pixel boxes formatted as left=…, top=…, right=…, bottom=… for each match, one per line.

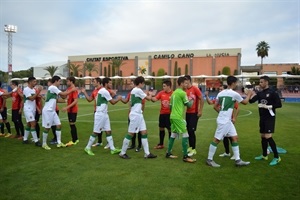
left=226, top=76, right=238, bottom=86
left=28, top=76, right=36, bottom=83
left=134, top=76, right=145, bottom=85
left=184, top=75, right=192, bottom=82
left=163, top=80, right=172, bottom=87
left=260, top=75, right=270, bottom=82
left=51, top=75, right=61, bottom=83
left=11, top=80, right=19, bottom=86
left=222, top=85, right=228, bottom=89
left=94, top=77, right=102, bottom=84
left=177, top=76, right=187, bottom=86
left=67, top=76, right=76, bottom=84
left=102, top=77, right=111, bottom=86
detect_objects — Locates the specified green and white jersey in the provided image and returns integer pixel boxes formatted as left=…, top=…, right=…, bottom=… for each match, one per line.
left=216, top=89, right=243, bottom=124
left=43, top=85, right=61, bottom=111
left=130, top=87, right=146, bottom=114
left=96, top=87, right=112, bottom=112
left=170, top=88, right=189, bottom=119
left=23, top=87, right=36, bottom=111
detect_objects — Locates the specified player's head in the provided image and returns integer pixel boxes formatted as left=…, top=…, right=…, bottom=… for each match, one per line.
left=93, top=77, right=102, bottom=86
left=27, top=76, right=37, bottom=88
left=177, top=76, right=188, bottom=89
left=11, top=80, right=19, bottom=88
left=259, top=75, right=270, bottom=89
left=162, top=80, right=172, bottom=91
left=219, top=84, right=227, bottom=91
left=134, top=76, right=145, bottom=87
left=102, top=77, right=112, bottom=89
left=67, top=76, right=76, bottom=86
left=129, top=79, right=135, bottom=89
left=184, top=75, right=192, bottom=85
left=226, top=76, right=238, bottom=88
left=51, top=75, right=61, bottom=86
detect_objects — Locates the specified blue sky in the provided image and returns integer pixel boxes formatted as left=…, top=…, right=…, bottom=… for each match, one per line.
left=0, top=0, right=299, bottom=71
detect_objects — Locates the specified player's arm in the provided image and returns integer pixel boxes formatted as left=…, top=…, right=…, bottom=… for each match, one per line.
left=240, top=91, right=253, bottom=105
left=232, top=104, right=239, bottom=124
left=273, top=92, right=282, bottom=109
left=109, top=95, right=122, bottom=105
left=205, top=91, right=214, bottom=105
left=198, top=92, right=204, bottom=117
left=62, top=98, right=78, bottom=112
left=121, top=93, right=130, bottom=104
left=59, top=87, right=77, bottom=97
left=150, top=96, right=158, bottom=102
left=81, top=88, right=94, bottom=102
left=213, top=99, right=220, bottom=113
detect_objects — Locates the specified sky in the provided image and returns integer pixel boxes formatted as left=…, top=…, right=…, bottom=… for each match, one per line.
left=0, top=0, right=299, bottom=72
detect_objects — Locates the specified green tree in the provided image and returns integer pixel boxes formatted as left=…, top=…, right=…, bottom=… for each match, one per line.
left=234, top=69, right=238, bottom=75
left=177, top=67, right=181, bottom=76
left=108, top=64, right=111, bottom=77
left=173, top=61, right=178, bottom=90
left=104, top=67, right=107, bottom=77
left=84, top=62, right=98, bottom=76
left=185, top=64, right=188, bottom=75
left=44, top=66, right=59, bottom=77
left=110, top=58, right=126, bottom=76
left=156, top=68, right=165, bottom=90
left=68, top=63, right=81, bottom=77
left=256, top=41, right=270, bottom=74
left=285, top=66, right=300, bottom=85
left=222, top=66, right=231, bottom=75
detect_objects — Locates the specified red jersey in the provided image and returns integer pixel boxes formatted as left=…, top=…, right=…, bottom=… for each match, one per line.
left=11, top=88, right=23, bottom=110
left=34, top=88, right=42, bottom=110
left=186, top=86, right=202, bottom=113
left=67, top=87, right=78, bottom=113
left=0, top=88, right=5, bottom=108
left=155, top=90, right=173, bottom=114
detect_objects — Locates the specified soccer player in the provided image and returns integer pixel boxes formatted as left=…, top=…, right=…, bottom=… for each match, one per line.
left=165, top=76, right=195, bottom=163
left=150, top=80, right=173, bottom=149
left=206, top=76, right=252, bottom=167
left=184, top=75, right=204, bottom=157
left=119, top=76, right=157, bottom=159
left=249, top=75, right=282, bottom=166
left=41, top=76, right=76, bottom=150
left=121, top=79, right=143, bottom=152
left=205, top=85, right=239, bottom=159
left=63, top=77, right=79, bottom=147
left=8, top=80, right=24, bottom=139
left=84, top=77, right=122, bottom=156
left=22, top=77, right=42, bottom=147
left=0, top=81, right=12, bottom=137
left=34, top=85, right=43, bottom=140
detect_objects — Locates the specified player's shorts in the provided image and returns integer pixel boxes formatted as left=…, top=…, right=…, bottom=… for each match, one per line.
left=260, top=116, right=275, bottom=133
left=42, top=110, right=61, bottom=128
left=0, top=107, right=7, bottom=120
left=93, top=111, right=111, bottom=133
left=24, top=109, right=36, bottom=123
left=214, top=121, right=237, bottom=141
left=159, top=114, right=171, bottom=130
left=186, top=113, right=199, bottom=132
left=170, top=119, right=187, bottom=134
left=128, top=113, right=146, bottom=133
left=68, top=112, right=77, bottom=123
left=12, top=109, right=22, bottom=122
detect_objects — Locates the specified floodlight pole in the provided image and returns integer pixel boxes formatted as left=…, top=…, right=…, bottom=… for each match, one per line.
left=4, top=25, right=17, bottom=84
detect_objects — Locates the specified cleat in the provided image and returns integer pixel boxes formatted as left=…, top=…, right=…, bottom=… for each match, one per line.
left=269, top=157, right=281, bottom=166
left=166, top=153, right=178, bottom=159
left=255, top=155, right=268, bottom=160
left=57, top=143, right=66, bottom=148
left=92, top=142, right=102, bottom=147
left=42, top=144, right=51, bottom=150
left=111, top=148, right=121, bottom=155
left=18, top=136, right=23, bottom=140
left=4, top=133, right=12, bottom=138
left=35, top=141, right=42, bottom=147
left=119, top=153, right=131, bottom=159
left=84, top=148, right=95, bottom=156
left=219, top=152, right=231, bottom=157
left=104, top=144, right=110, bottom=149
left=206, top=159, right=220, bottom=167
left=0, top=133, right=5, bottom=137
left=183, top=156, right=196, bottom=163
left=230, top=155, right=235, bottom=160
left=74, top=140, right=79, bottom=145
left=50, top=139, right=57, bottom=145
left=187, top=147, right=192, bottom=153
left=66, top=141, right=75, bottom=147
left=188, top=149, right=197, bottom=157
left=154, top=144, right=164, bottom=149
left=127, top=145, right=136, bottom=150
left=235, top=159, right=250, bottom=166
left=144, top=153, right=157, bottom=159
left=22, top=140, right=29, bottom=144
left=135, top=147, right=142, bottom=152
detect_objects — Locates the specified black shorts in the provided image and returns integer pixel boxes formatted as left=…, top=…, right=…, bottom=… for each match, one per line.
left=159, top=114, right=171, bottom=130
left=68, top=113, right=77, bottom=123
left=1, top=107, right=8, bottom=120
left=35, top=112, right=40, bottom=122
left=186, top=113, right=199, bottom=132
left=260, top=117, right=275, bottom=133
left=12, top=109, right=22, bottom=122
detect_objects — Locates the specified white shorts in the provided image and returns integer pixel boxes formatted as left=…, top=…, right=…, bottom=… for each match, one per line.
left=42, top=110, right=61, bottom=128
left=93, top=112, right=111, bottom=133
left=24, top=110, right=36, bottom=123
left=128, top=113, right=146, bottom=133
left=214, top=121, right=237, bottom=140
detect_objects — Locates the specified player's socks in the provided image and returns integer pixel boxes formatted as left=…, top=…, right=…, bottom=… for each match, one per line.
left=42, top=132, right=48, bottom=145
left=70, top=124, right=78, bottom=142
left=106, top=135, right=116, bottom=150
left=268, top=137, right=279, bottom=158
left=167, top=133, right=176, bottom=153
left=182, top=136, right=189, bottom=155
left=262, top=137, right=268, bottom=156
left=231, top=142, right=240, bottom=160
left=141, top=134, right=150, bottom=155
left=24, top=127, right=30, bottom=141
left=208, top=142, right=218, bottom=160
left=223, top=137, right=230, bottom=154
left=6, top=122, right=11, bottom=134
left=121, top=134, right=132, bottom=154
left=30, top=129, right=38, bottom=142
left=56, top=129, right=62, bottom=144
left=86, top=134, right=96, bottom=149
left=159, top=130, right=165, bottom=145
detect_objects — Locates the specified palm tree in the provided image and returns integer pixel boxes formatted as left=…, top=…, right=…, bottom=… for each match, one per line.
left=110, top=58, right=126, bottom=76
left=84, top=62, right=98, bottom=76
left=68, top=63, right=81, bottom=77
left=44, top=66, right=59, bottom=77
left=256, top=41, right=270, bottom=74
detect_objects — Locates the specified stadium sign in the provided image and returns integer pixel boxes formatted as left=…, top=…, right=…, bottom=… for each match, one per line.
left=86, top=56, right=129, bottom=62
left=153, top=53, right=194, bottom=59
